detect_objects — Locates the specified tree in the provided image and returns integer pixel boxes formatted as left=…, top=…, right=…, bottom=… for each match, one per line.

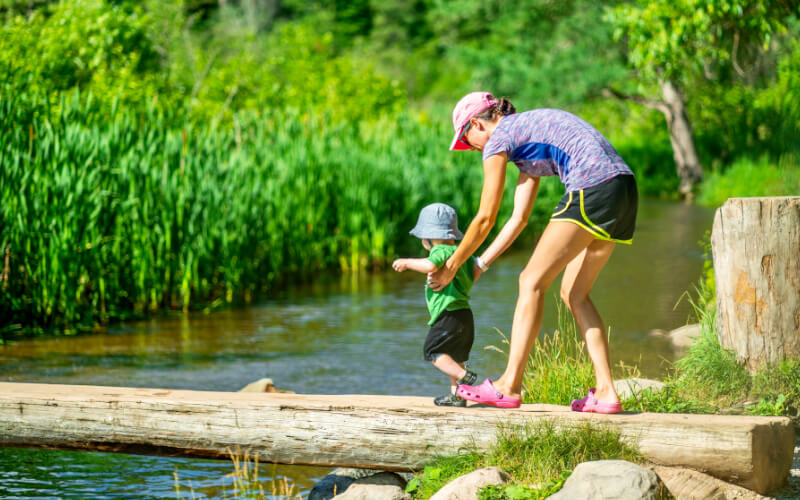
left=606, top=0, right=797, bottom=197
left=422, top=0, right=629, bottom=108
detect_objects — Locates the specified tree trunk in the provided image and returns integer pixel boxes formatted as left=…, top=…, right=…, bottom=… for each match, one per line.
left=0, top=382, right=795, bottom=494
left=711, top=197, right=800, bottom=371
left=660, top=80, right=704, bottom=198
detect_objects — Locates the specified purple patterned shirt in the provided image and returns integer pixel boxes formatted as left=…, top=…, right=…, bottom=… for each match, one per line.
left=482, top=109, right=633, bottom=192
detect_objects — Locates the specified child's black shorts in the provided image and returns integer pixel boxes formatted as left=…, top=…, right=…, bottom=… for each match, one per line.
left=423, top=308, right=474, bottom=363
left=551, top=174, right=638, bottom=244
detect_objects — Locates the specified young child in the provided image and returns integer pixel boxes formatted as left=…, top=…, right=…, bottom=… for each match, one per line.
left=392, top=203, right=478, bottom=407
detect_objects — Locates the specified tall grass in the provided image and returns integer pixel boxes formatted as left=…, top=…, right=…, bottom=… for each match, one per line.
left=0, top=90, right=561, bottom=332
left=173, top=450, right=304, bottom=499
left=407, top=420, right=642, bottom=500
left=487, top=302, right=599, bottom=406
left=519, top=304, right=598, bottom=405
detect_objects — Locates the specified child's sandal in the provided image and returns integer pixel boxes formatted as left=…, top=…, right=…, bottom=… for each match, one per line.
left=434, top=393, right=467, bottom=407
left=457, top=369, right=477, bottom=386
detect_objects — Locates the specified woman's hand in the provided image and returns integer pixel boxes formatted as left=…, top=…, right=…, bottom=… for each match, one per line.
left=427, top=263, right=456, bottom=291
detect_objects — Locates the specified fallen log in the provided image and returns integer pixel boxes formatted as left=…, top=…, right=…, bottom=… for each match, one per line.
left=0, top=382, right=794, bottom=495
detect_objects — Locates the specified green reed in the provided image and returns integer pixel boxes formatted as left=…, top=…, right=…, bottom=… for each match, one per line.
left=0, top=91, right=561, bottom=331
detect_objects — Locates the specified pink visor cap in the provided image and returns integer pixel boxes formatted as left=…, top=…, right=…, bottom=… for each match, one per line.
left=449, top=91, right=498, bottom=151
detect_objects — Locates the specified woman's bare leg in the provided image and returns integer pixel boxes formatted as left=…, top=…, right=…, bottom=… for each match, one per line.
left=560, top=239, right=619, bottom=403
left=492, top=221, right=595, bottom=398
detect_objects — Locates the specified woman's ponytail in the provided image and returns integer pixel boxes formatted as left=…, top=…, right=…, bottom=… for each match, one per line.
left=475, top=97, right=516, bottom=121
left=496, top=98, right=516, bottom=116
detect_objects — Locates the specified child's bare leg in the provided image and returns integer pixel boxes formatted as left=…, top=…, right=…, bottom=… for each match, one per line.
left=432, top=354, right=467, bottom=380
left=448, top=363, right=465, bottom=394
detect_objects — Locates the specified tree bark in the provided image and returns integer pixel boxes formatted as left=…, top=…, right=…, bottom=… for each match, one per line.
left=0, top=382, right=795, bottom=495
left=711, top=197, right=800, bottom=371
left=660, top=80, right=704, bottom=198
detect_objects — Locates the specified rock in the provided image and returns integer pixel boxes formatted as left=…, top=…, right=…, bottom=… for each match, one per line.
left=546, top=460, right=666, bottom=500
left=614, top=378, right=667, bottom=400
left=309, top=468, right=378, bottom=500
left=237, top=378, right=294, bottom=393
left=668, top=324, right=702, bottom=348
left=649, top=465, right=770, bottom=500
left=430, top=466, right=510, bottom=500
left=648, top=324, right=701, bottom=349
left=331, top=471, right=409, bottom=500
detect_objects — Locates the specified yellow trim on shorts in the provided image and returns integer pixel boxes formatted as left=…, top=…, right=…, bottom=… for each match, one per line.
left=550, top=219, right=632, bottom=245
left=579, top=190, right=611, bottom=239
left=552, top=191, right=572, bottom=217
left=550, top=189, right=633, bottom=245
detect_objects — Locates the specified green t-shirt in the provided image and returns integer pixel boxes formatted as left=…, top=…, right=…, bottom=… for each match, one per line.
left=425, top=244, right=474, bottom=325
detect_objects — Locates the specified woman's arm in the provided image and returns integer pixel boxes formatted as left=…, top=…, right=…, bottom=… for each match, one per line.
left=392, top=258, right=437, bottom=274
left=427, top=153, right=507, bottom=291
left=478, top=173, right=539, bottom=267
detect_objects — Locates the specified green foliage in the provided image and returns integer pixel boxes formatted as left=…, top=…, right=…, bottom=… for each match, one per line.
left=0, top=0, right=167, bottom=106
left=607, top=0, right=794, bottom=84
left=4, top=0, right=800, bottom=330
left=478, top=474, right=569, bottom=500
left=697, top=154, right=800, bottom=206
left=0, top=91, right=557, bottom=331
left=409, top=420, right=641, bottom=500
left=417, top=0, right=628, bottom=108
left=752, top=359, right=800, bottom=419
left=177, top=18, right=405, bottom=124
left=688, top=35, right=800, bottom=162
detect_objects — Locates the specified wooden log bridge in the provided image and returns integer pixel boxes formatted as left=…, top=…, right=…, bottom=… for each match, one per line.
left=0, top=383, right=795, bottom=495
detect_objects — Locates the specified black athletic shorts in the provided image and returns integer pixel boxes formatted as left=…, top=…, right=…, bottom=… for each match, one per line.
left=423, top=308, right=474, bottom=363
left=551, top=174, right=638, bottom=244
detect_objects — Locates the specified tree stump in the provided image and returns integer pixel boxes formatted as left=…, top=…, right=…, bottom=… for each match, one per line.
left=711, top=197, right=800, bottom=371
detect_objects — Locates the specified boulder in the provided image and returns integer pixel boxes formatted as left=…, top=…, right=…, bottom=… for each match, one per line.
left=430, top=466, right=510, bottom=500
left=649, top=465, right=770, bottom=500
left=614, top=378, right=667, bottom=400
left=309, top=468, right=378, bottom=500
left=546, top=460, right=666, bottom=500
left=649, top=324, right=702, bottom=349
left=331, top=471, right=409, bottom=500
left=237, top=378, right=294, bottom=393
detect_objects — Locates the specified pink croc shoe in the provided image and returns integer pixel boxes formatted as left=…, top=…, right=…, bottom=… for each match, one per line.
left=456, top=378, right=521, bottom=408
left=571, top=388, right=622, bottom=414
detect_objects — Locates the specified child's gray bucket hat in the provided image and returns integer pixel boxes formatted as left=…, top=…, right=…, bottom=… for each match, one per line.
left=409, top=203, right=464, bottom=240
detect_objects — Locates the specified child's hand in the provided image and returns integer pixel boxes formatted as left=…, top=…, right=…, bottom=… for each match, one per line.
left=392, top=259, right=408, bottom=272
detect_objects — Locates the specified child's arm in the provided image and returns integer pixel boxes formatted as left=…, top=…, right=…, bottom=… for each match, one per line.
left=392, top=258, right=437, bottom=274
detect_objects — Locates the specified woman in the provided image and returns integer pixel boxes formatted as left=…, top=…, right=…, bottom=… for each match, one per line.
left=427, top=92, right=638, bottom=412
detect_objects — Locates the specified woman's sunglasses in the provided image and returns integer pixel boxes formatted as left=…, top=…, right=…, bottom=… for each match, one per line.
left=458, top=121, right=472, bottom=147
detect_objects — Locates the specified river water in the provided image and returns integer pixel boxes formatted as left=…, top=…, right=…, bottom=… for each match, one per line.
left=0, top=199, right=714, bottom=499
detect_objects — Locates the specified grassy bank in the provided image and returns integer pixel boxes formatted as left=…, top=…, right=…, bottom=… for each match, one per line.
left=698, top=154, right=800, bottom=206
left=400, top=294, right=798, bottom=499
left=0, top=92, right=561, bottom=333
left=505, top=284, right=800, bottom=422
left=623, top=300, right=800, bottom=421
